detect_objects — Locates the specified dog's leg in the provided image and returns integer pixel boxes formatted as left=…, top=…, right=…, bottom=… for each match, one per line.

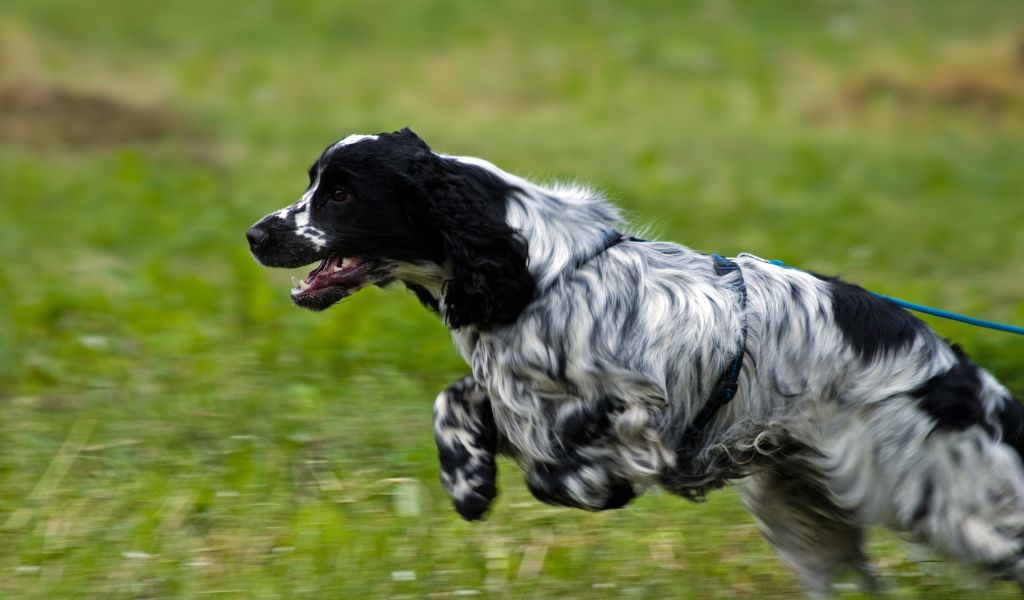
left=742, top=466, right=880, bottom=596
left=433, top=376, right=499, bottom=520
left=523, top=451, right=637, bottom=511
left=819, top=389, right=1024, bottom=585
left=520, top=398, right=645, bottom=510
left=891, top=427, right=1024, bottom=585
left=498, top=395, right=642, bottom=511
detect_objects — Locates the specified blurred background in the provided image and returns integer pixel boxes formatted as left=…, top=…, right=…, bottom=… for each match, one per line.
left=2, top=0, right=1024, bottom=597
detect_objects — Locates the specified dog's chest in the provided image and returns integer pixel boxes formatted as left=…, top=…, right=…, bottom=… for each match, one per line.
left=452, top=330, right=577, bottom=459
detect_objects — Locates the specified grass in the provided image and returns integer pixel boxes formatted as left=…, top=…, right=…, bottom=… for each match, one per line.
left=1, top=0, right=1024, bottom=597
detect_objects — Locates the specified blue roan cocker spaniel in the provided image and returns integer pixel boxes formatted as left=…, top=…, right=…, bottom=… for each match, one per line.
left=247, top=129, right=1024, bottom=593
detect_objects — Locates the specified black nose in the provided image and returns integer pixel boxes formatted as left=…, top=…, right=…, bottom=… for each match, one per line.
left=246, top=225, right=269, bottom=250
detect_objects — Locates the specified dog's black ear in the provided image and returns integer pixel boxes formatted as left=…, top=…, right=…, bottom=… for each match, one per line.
left=409, top=154, right=535, bottom=330
left=392, top=127, right=432, bottom=152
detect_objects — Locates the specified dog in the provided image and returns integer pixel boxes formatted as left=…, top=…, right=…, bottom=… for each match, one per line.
left=247, top=128, right=1024, bottom=593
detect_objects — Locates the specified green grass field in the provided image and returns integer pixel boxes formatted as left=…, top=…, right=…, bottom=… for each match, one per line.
left=2, top=1, right=1024, bottom=597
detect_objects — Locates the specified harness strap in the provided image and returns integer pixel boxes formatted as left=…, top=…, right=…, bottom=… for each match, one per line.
left=573, top=229, right=628, bottom=270
left=677, top=254, right=748, bottom=450
left=570, top=237, right=749, bottom=448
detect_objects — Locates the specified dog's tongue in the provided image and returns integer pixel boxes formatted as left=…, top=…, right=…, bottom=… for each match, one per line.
left=308, top=257, right=340, bottom=289
left=307, top=256, right=367, bottom=291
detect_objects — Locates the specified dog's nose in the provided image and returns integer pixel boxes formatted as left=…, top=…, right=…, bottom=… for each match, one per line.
left=246, top=225, right=270, bottom=250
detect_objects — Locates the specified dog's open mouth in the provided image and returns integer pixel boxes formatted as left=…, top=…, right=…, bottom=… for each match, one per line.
left=290, top=256, right=377, bottom=310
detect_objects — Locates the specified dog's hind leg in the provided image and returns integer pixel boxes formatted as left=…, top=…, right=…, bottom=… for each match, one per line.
left=742, top=466, right=881, bottom=596
left=434, top=376, right=499, bottom=520
left=892, top=426, right=1024, bottom=585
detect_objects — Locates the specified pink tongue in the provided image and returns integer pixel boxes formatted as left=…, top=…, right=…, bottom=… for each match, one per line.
left=306, top=257, right=331, bottom=282
left=309, top=257, right=365, bottom=290
left=308, top=257, right=340, bottom=290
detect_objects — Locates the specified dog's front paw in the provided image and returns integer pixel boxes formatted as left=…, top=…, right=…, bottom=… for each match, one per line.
left=434, top=378, right=500, bottom=520
left=439, top=456, right=498, bottom=520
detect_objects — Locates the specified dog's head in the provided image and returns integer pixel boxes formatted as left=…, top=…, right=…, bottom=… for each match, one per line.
left=246, top=128, right=535, bottom=329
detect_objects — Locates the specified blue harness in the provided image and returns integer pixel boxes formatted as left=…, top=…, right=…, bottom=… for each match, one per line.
left=576, top=234, right=1022, bottom=450
left=679, top=254, right=749, bottom=445
left=579, top=234, right=750, bottom=443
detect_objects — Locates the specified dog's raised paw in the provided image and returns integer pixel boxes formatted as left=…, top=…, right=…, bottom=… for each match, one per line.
left=453, top=485, right=498, bottom=521
left=440, top=459, right=498, bottom=520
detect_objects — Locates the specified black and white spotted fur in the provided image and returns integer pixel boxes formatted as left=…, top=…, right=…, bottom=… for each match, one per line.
left=247, top=129, right=1024, bottom=593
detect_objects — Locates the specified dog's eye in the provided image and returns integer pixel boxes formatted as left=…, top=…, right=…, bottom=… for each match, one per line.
left=331, top=188, right=353, bottom=203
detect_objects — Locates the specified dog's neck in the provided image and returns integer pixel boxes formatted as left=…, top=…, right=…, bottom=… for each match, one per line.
left=505, top=182, right=624, bottom=291
left=398, top=157, right=625, bottom=327
left=452, top=157, right=625, bottom=291
left=394, top=261, right=450, bottom=313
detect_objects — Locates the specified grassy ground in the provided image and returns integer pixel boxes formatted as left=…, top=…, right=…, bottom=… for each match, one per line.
left=2, top=1, right=1024, bottom=597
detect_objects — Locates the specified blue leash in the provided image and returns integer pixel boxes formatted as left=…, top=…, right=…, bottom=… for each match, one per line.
left=868, top=294, right=1024, bottom=336
left=761, top=258, right=1024, bottom=336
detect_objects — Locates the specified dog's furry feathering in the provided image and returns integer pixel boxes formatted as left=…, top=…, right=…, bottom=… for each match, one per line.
left=247, top=128, right=1024, bottom=593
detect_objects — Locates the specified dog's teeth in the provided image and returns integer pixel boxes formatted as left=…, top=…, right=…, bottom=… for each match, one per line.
left=341, top=257, right=353, bottom=269
left=291, top=276, right=302, bottom=289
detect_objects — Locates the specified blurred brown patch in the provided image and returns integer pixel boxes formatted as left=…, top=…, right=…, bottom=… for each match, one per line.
left=0, top=81, right=183, bottom=148
left=1017, top=31, right=1024, bottom=72
left=845, top=70, right=1016, bottom=114
left=813, top=32, right=1024, bottom=126
left=0, top=21, right=209, bottom=151
left=33, top=395, right=69, bottom=412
